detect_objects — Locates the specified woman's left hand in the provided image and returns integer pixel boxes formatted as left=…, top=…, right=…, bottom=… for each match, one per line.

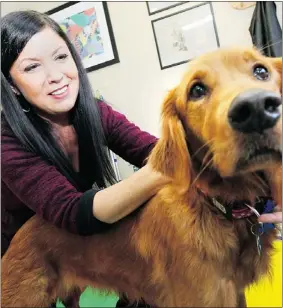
left=258, top=206, right=282, bottom=223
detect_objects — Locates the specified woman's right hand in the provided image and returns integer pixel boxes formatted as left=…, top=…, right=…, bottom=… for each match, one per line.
left=92, top=163, right=171, bottom=224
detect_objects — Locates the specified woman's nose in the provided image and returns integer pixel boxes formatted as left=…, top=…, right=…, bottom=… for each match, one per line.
left=46, top=68, right=64, bottom=84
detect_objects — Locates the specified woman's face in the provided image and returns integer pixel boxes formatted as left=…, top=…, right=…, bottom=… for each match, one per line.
left=9, top=27, right=79, bottom=121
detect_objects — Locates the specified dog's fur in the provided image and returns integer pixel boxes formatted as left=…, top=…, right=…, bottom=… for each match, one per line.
left=1, top=47, right=282, bottom=307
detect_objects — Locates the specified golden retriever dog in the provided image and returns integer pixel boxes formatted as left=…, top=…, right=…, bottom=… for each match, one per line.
left=1, top=47, right=282, bottom=307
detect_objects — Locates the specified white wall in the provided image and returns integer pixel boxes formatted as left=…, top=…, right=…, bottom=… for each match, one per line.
left=2, top=1, right=282, bottom=178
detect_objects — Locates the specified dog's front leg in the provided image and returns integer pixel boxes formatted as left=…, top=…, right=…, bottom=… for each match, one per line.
left=61, top=287, right=82, bottom=308
left=237, top=292, right=247, bottom=308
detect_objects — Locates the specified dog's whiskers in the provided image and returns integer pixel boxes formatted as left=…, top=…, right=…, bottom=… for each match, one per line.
left=202, top=149, right=214, bottom=166
left=191, top=157, right=214, bottom=187
left=257, top=40, right=282, bottom=53
left=249, top=172, right=269, bottom=195
left=191, top=139, right=215, bottom=159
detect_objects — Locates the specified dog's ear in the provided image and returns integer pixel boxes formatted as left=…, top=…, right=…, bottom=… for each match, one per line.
left=271, top=57, right=282, bottom=93
left=271, top=57, right=282, bottom=75
left=264, top=166, right=282, bottom=207
left=149, top=88, right=191, bottom=187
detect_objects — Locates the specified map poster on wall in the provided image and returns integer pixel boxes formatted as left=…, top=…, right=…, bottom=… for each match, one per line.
left=47, top=1, right=119, bottom=72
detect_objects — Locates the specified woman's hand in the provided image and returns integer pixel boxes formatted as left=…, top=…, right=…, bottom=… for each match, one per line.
left=93, top=163, right=171, bottom=224
left=258, top=206, right=282, bottom=223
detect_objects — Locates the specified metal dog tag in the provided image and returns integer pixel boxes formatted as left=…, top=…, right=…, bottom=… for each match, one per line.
left=251, top=222, right=264, bottom=256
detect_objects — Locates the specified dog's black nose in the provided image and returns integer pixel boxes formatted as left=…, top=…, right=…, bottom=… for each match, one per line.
left=228, top=89, right=281, bottom=134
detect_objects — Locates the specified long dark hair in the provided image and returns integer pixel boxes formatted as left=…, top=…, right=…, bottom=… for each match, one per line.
left=1, top=10, right=116, bottom=190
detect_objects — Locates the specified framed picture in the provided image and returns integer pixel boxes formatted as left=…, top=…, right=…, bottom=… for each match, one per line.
left=151, top=2, right=220, bottom=70
left=47, top=1, right=119, bottom=73
left=146, top=2, right=186, bottom=15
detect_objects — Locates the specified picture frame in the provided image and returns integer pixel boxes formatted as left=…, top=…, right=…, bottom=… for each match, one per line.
left=146, top=2, right=186, bottom=15
left=151, top=2, right=220, bottom=70
left=47, top=1, right=119, bottom=73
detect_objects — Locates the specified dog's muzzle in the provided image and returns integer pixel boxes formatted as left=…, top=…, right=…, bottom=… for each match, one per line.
left=228, top=89, right=281, bottom=134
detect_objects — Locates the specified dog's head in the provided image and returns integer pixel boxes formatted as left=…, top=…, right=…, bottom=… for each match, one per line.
left=150, top=47, right=281, bottom=202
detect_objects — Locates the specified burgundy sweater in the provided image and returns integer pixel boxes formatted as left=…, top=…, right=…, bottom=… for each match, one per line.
left=1, top=101, right=157, bottom=255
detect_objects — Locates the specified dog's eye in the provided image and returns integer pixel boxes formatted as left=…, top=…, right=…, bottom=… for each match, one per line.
left=188, top=83, right=208, bottom=100
left=253, top=65, right=269, bottom=81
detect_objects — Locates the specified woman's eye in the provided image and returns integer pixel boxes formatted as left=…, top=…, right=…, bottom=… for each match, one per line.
left=56, top=54, right=68, bottom=61
left=24, top=64, right=39, bottom=72
left=253, top=65, right=269, bottom=81
left=188, top=82, right=208, bottom=101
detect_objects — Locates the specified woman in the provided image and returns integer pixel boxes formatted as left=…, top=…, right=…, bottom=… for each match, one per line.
left=1, top=10, right=169, bottom=307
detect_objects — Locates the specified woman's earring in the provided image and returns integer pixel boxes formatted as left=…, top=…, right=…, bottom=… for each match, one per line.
left=11, top=86, right=30, bottom=112
left=22, top=107, right=30, bottom=113
left=11, top=86, right=20, bottom=96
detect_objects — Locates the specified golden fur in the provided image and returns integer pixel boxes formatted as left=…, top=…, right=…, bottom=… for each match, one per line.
left=1, top=47, right=282, bottom=307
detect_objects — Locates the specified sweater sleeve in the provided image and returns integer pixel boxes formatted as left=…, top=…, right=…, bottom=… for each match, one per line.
left=1, top=128, right=111, bottom=235
left=98, top=101, right=158, bottom=168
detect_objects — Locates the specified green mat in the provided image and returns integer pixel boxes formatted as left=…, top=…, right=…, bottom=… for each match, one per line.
left=57, top=287, right=119, bottom=307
